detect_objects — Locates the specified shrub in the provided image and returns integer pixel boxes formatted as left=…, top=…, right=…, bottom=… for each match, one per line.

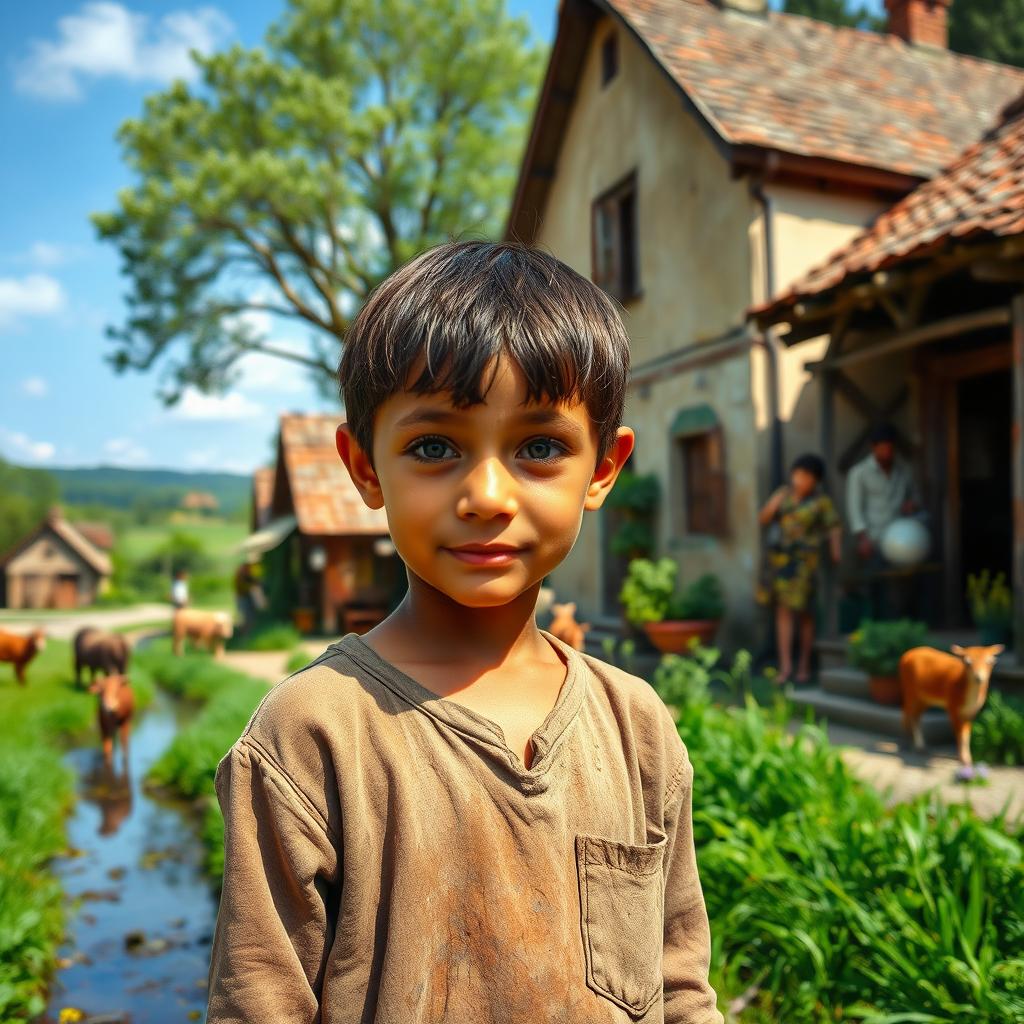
left=967, top=570, right=1013, bottom=642
left=848, top=618, right=928, bottom=677
left=656, top=647, right=1024, bottom=1022
left=285, top=649, right=312, bottom=674
left=227, top=622, right=302, bottom=652
left=619, top=558, right=725, bottom=626
left=973, top=691, right=1024, bottom=767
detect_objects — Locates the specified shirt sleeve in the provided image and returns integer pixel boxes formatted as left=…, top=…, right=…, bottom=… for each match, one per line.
left=206, top=738, right=340, bottom=1024
left=846, top=463, right=867, bottom=535
left=662, top=751, right=724, bottom=1024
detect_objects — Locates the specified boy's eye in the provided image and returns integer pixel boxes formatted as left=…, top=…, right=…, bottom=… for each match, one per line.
left=519, top=438, right=564, bottom=461
left=408, top=436, right=458, bottom=462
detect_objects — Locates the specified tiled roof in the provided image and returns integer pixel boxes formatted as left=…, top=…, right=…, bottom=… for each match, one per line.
left=74, top=521, right=115, bottom=551
left=279, top=414, right=389, bottom=537
left=756, top=93, right=1024, bottom=318
left=251, top=467, right=274, bottom=529
left=608, top=0, right=1024, bottom=179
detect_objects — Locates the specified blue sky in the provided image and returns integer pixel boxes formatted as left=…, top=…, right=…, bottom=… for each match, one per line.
left=0, top=0, right=883, bottom=475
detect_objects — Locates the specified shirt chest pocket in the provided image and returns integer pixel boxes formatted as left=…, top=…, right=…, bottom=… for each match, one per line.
left=575, top=833, right=666, bottom=1017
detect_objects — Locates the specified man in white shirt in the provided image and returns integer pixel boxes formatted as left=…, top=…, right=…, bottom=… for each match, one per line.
left=170, top=569, right=190, bottom=610
left=846, top=423, right=922, bottom=618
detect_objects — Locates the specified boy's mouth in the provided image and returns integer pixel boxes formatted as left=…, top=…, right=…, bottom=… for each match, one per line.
left=443, top=543, right=526, bottom=566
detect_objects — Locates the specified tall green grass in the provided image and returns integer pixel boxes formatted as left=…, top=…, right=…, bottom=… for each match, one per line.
left=136, top=642, right=269, bottom=881
left=664, top=665, right=1024, bottom=1023
left=0, top=639, right=154, bottom=1021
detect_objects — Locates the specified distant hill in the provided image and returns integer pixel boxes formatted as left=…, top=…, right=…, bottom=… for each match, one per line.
left=48, top=465, right=253, bottom=517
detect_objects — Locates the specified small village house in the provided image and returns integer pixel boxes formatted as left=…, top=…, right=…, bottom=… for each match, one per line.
left=180, top=490, right=219, bottom=515
left=0, top=507, right=112, bottom=609
left=507, top=0, right=1024, bottom=642
left=242, top=414, right=402, bottom=633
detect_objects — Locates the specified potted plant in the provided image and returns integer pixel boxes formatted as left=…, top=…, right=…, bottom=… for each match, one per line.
left=619, top=557, right=725, bottom=654
left=967, top=570, right=1013, bottom=646
left=848, top=619, right=928, bottom=705
left=607, top=471, right=660, bottom=561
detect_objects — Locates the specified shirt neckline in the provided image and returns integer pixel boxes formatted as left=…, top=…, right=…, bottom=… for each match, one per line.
left=332, top=629, right=587, bottom=787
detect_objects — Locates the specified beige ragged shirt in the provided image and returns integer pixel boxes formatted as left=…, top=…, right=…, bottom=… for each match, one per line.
left=206, top=632, right=722, bottom=1024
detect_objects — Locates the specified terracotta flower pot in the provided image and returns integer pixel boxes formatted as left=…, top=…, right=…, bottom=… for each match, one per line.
left=643, top=620, right=719, bottom=655
left=292, top=607, right=316, bottom=634
left=868, top=673, right=902, bottom=706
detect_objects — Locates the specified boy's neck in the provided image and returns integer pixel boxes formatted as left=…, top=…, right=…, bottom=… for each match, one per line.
left=363, top=572, right=551, bottom=671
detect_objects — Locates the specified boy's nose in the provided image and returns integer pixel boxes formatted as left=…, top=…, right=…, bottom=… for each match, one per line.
left=456, top=457, right=518, bottom=520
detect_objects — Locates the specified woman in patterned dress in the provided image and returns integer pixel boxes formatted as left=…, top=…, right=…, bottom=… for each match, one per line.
left=758, top=454, right=842, bottom=684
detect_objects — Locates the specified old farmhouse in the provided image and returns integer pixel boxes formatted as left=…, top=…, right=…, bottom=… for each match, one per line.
left=508, top=0, right=1024, bottom=640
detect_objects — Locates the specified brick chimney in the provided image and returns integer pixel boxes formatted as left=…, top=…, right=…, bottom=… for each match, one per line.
left=885, top=0, right=950, bottom=48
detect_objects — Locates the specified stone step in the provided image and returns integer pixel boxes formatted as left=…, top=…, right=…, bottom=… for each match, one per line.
left=790, top=687, right=954, bottom=743
left=820, top=666, right=871, bottom=699
left=815, top=638, right=848, bottom=671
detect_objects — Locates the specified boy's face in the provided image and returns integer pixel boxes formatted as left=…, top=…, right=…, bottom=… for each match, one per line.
left=338, top=357, right=633, bottom=609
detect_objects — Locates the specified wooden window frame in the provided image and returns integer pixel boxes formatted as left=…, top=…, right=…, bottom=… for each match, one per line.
left=591, top=172, right=640, bottom=304
left=672, top=411, right=729, bottom=539
left=600, top=32, right=618, bottom=86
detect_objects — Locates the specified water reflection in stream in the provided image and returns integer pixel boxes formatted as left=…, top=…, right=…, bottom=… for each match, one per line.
left=44, top=688, right=216, bottom=1023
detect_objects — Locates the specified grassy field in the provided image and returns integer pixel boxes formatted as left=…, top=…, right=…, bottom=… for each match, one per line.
left=137, top=641, right=269, bottom=881
left=114, top=518, right=247, bottom=609
left=0, top=640, right=154, bottom=1022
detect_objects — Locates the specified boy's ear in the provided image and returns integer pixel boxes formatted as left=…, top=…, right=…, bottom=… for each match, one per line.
left=584, top=427, right=635, bottom=512
left=336, top=424, right=385, bottom=510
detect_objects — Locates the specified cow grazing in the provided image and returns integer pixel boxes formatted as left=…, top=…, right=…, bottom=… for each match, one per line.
left=899, top=644, right=1003, bottom=767
left=0, top=628, right=46, bottom=685
left=88, top=673, right=134, bottom=768
left=73, top=627, right=130, bottom=686
left=173, top=607, right=233, bottom=657
left=548, top=602, right=590, bottom=652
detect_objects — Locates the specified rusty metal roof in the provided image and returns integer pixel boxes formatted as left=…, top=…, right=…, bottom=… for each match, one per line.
left=278, top=414, right=389, bottom=537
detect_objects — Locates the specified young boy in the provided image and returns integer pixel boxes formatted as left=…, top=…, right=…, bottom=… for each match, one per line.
left=206, top=242, right=723, bottom=1023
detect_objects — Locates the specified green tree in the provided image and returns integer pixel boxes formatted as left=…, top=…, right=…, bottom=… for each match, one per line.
left=781, top=0, right=882, bottom=30
left=783, top=0, right=1024, bottom=67
left=93, top=0, right=544, bottom=401
left=0, top=460, right=59, bottom=553
left=949, top=0, right=1024, bottom=69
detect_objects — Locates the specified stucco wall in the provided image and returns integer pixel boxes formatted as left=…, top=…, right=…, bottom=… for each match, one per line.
left=756, top=185, right=890, bottom=467
left=535, top=16, right=761, bottom=631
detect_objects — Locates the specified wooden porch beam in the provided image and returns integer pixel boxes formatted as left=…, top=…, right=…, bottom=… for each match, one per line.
left=809, top=306, right=1011, bottom=374
left=971, top=260, right=1024, bottom=284
left=832, top=373, right=913, bottom=449
left=1012, top=294, right=1024, bottom=652
left=838, top=384, right=910, bottom=473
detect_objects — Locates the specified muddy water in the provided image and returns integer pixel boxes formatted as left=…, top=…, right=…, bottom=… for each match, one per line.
left=43, top=688, right=217, bottom=1024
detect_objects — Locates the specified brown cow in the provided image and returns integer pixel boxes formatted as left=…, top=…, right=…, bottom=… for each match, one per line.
left=0, top=628, right=46, bottom=685
left=73, top=627, right=130, bottom=686
left=88, top=673, right=134, bottom=768
left=899, top=644, right=1003, bottom=767
left=173, top=607, right=233, bottom=657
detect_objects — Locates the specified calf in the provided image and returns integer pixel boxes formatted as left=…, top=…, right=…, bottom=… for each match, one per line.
left=899, top=644, right=1003, bottom=766
left=548, top=602, right=590, bottom=652
left=173, top=607, right=233, bottom=657
left=73, top=627, right=130, bottom=686
left=88, top=673, right=134, bottom=768
left=0, top=628, right=46, bottom=685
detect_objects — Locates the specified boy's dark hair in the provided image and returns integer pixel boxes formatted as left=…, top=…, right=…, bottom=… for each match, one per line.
left=790, top=453, right=826, bottom=482
left=338, top=241, right=631, bottom=459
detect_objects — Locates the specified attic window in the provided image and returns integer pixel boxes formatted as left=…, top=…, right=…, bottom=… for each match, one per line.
left=592, top=172, right=639, bottom=303
left=601, top=32, right=618, bottom=85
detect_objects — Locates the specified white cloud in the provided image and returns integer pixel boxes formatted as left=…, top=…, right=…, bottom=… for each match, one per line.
left=20, top=377, right=49, bottom=398
left=0, top=274, right=67, bottom=328
left=27, top=242, right=74, bottom=268
left=103, top=436, right=149, bottom=465
left=15, top=2, right=233, bottom=101
left=170, top=387, right=263, bottom=421
left=0, top=427, right=56, bottom=462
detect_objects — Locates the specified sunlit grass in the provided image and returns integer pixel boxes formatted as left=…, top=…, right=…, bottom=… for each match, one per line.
left=0, top=639, right=153, bottom=1021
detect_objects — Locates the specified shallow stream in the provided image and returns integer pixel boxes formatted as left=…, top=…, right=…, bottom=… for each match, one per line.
left=43, top=688, right=216, bottom=1023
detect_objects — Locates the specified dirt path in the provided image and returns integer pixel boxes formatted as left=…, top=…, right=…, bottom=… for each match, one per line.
left=0, top=604, right=179, bottom=639
left=816, top=720, right=1024, bottom=822
left=219, top=640, right=329, bottom=684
